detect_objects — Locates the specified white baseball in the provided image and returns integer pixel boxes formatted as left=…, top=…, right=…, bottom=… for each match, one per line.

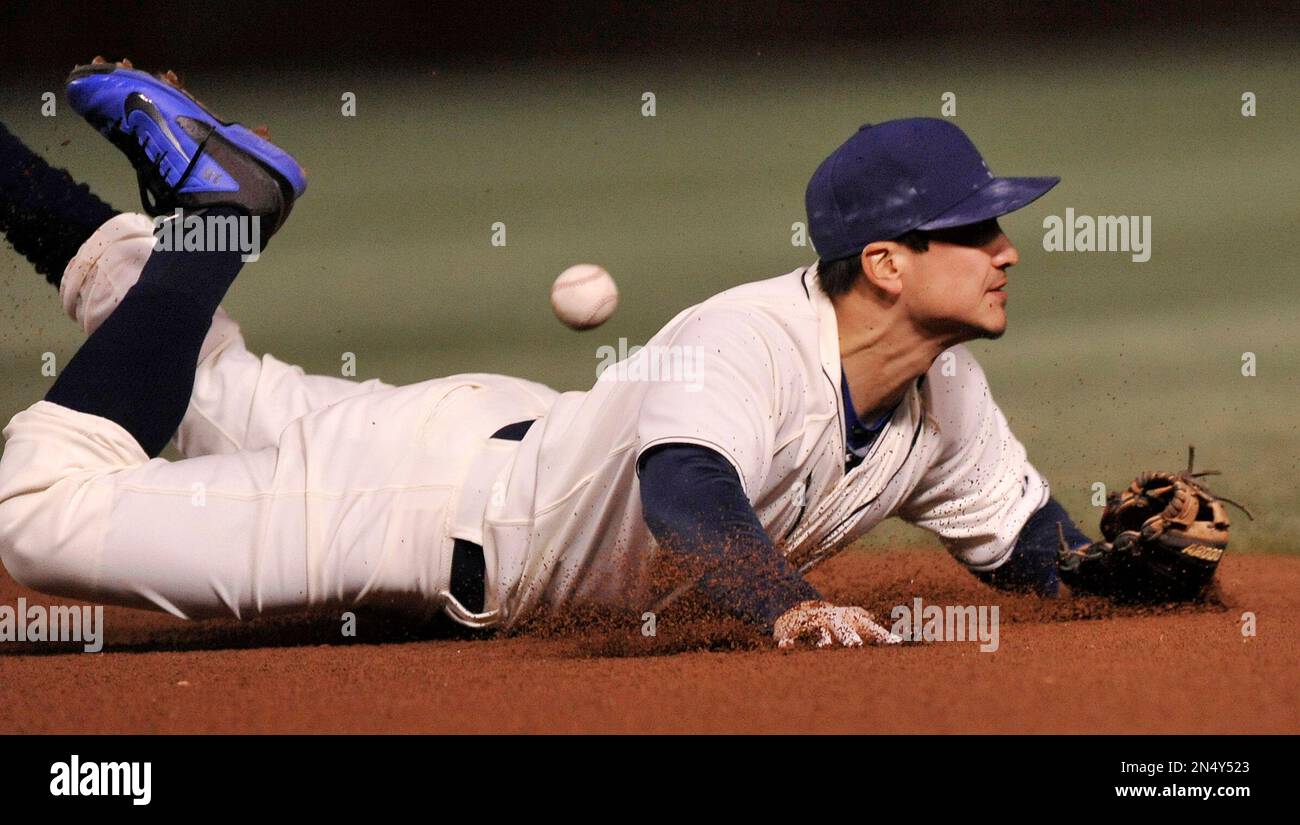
left=550, top=264, right=618, bottom=330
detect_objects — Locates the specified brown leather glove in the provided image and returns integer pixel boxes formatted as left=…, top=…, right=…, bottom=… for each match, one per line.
left=1057, top=447, right=1252, bottom=603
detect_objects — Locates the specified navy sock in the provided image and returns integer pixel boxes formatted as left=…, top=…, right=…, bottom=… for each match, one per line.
left=0, top=121, right=119, bottom=285
left=45, top=207, right=248, bottom=457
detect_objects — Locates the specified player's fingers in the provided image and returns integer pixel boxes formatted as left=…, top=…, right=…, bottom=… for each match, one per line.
left=774, top=601, right=840, bottom=648
left=774, top=603, right=878, bottom=649
left=828, top=613, right=863, bottom=647
left=774, top=615, right=820, bottom=648
left=774, top=606, right=819, bottom=648
left=846, top=607, right=903, bottom=645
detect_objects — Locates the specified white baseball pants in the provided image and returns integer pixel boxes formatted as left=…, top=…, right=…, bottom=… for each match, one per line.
left=0, top=214, right=551, bottom=623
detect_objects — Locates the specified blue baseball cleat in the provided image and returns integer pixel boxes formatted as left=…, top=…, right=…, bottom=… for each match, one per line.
left=66, top=57, right=307, bottom=236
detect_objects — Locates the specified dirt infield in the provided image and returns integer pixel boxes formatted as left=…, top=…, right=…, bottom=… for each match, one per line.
left=1, top=548, right=1296, bottom=734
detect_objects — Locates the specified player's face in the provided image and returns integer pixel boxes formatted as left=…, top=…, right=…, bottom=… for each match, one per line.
left=903, top=219, right=1019, bottom=341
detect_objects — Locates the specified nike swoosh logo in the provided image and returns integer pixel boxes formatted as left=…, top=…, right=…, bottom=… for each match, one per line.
left=124, top=92, right=187, bottom=156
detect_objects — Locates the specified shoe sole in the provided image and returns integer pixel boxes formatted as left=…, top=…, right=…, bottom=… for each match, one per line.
left=67, top=63, right=307, bottom=200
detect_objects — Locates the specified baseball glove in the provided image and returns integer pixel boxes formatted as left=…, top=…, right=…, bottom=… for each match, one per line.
left=1057, top=447, right=1253, bottom=603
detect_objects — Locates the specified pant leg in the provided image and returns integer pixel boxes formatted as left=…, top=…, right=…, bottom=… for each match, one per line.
left=60, top=213, right=396, bottom=458
left=0, top=377, right=472, bottom=620
left=180, top=317, right=395, bottom=456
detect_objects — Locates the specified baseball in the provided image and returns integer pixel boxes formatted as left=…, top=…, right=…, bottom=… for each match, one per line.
left=550, top=264, right=618, bottom=330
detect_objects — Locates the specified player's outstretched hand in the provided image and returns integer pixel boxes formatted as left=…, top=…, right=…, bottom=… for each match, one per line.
left=773, top=600, right=903, bottom=649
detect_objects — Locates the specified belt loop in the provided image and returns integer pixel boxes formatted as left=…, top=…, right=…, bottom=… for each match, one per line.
left=441, top=589, right=500, bottom=628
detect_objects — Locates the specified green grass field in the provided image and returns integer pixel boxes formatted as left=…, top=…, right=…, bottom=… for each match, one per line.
left=3, top=42, right=1297, bottom=552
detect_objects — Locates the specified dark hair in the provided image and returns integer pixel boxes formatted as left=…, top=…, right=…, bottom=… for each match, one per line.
left=816, top=230, right=930, bottom=297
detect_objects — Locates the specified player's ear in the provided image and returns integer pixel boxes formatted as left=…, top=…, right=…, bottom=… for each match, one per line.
left=860, top=241, right=904, bottom=297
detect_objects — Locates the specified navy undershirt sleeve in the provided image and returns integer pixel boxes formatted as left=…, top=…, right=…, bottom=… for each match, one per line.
left=0, top=121, right=119, bottom=284
left=638, top=443, right=820, bottom=631
left=975, top=496, right=1091, bottom=596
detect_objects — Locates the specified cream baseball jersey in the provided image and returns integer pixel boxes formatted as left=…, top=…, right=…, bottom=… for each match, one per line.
left=479, top=264, right=1051, bottom=626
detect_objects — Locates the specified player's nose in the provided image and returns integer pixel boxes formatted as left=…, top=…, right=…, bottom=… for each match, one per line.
left=991, top=232, right=1020, bottom=269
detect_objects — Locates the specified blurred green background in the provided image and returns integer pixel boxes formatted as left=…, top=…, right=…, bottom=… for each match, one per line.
left=2, top=38, right=1297, bottom=553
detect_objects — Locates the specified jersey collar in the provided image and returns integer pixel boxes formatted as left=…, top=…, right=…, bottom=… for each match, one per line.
left=802, top=262, right=843, bottom=384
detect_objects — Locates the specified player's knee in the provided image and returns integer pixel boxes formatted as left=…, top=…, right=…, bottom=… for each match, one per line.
left=0, top=483, right=106, bottom=597
left=0, top=492, right=52, bottom=591
left=0, top=400, right=140, bottom=592
left=0, top=461, right=112, bottom=595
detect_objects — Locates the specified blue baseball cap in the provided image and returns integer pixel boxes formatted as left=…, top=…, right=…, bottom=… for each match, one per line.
left=805, top=118, right=1059, bottom=260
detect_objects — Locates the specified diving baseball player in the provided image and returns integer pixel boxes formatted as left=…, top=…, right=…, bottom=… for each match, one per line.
left=1, top=61, right=1157, bottom=650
